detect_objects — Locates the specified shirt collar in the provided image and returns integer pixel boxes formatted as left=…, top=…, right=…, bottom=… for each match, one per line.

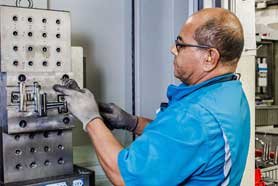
left=167, top=73, right=236, bottom=104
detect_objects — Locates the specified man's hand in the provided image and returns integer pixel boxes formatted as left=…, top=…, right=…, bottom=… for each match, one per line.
left=53, top=84, right=102, bottom=131
left=99, top=103, right=138, bottom=132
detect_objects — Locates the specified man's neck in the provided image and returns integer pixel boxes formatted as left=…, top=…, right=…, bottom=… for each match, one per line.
left=189, top=66, right=237, bottom=85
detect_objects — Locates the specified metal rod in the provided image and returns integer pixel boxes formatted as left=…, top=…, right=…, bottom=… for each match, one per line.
left=274, top=146, right=278, bottom=164
left=19, top=82, right=27, bottom=112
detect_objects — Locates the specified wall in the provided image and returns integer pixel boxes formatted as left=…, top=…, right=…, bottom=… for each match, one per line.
left=236, top=56, right=256, bottom=186
left=134, top=0, right=194, bottom=118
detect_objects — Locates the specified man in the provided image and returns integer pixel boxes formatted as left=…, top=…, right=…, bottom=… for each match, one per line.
left=54, top=8, right=250, bottom=186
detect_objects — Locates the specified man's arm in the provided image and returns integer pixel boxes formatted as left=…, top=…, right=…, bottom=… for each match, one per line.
left=86, top=119, right=125, bottom=186
left=134, top=116, right=152, bottom=135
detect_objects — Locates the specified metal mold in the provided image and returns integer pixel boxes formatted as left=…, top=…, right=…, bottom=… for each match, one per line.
left=0, top=6, right=76, bottom=184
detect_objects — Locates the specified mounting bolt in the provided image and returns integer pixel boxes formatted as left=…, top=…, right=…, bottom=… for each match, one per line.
left=63, top=117, right=70, bottom=124
left=15, top=164, right=22, bottom=170
left=19, top=120, right=27, bottom=128
left=58, top=158, right=64, bottom=165
left=18, top=74, right=26, bottom=82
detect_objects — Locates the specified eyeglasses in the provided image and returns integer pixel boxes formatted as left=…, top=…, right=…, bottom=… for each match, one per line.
left=175, top=36, right=211, bottom=52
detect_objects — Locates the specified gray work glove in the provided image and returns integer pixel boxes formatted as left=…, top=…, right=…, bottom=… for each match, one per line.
left=53, top=84, right=102, bottom=132
left=99, top=103, right=138, bottom=132
left=61, top=77, right=84, bottom=92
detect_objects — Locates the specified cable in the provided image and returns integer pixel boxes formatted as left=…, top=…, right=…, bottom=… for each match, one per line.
left=16, top=0, right=33, bottom=8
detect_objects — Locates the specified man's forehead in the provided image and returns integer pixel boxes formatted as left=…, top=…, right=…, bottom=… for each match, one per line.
left=179, top=22, right=197, bottom=39
left=179, top=14, right=205, bottom=39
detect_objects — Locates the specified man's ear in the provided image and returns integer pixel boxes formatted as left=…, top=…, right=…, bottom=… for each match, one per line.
left=202, top=48, right=220, bottom=72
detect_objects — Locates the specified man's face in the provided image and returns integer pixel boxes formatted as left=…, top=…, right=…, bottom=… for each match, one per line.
left=171, top=18, right=205, bottom=84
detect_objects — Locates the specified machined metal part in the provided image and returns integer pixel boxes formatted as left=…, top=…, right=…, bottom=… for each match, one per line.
left=12, top=81, right=68, bottom=117
left=274, top=146, right=278, bottom=164
left=263, top=143, right=268, bottom=161
left=19, top=82, right=27, bottom=112
left=0, top=6, right=78, bottom=184
left=2, top=130, right=73, bottom=183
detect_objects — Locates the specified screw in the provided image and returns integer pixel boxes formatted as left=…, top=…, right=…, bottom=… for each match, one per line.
left=13, top=16, right=18, bottom=21
left=56, top=33, right=61, bottom=38
left=16, top=164, right=22, bottom=170
left=58, top=158, right=64, bottom=164
left=30, top=147, right=36, bottom=153
left=28, top=32, right=33, bottom=37
left=56, top=19, right=61, bottom=24
left=58, top=145, right=64, bottom=150
left=44, top=160, right=50, bottom=166
left=13, top=46, right=18, bottom=51
left=19, top=120, right=27, bottom=128
left=44, top=146, right=50, bottom=152
left=13, top=31, right=18, bottom=36
left=56, top=47, right=61, bottom=53
left=13, top=60, right=18, bottom=66
left=18, top=74, right=26, bottom=82
left=63, top=117, right=70, bottom=124
left=56, top=61, right=61, bottom=66
left=42, top=33, right=47, bottom=38
left=28, top=61, right=33, bottom=66
left=42, top=47, right=47, bottom=52
left=30, top=162, right=37, bottom=168
left=28, top=17, right=32, bottom=23
left=42, top=18, right=47, bottom=23
left=42, top=61, right=48, bottom=66
left=14, top=135, right=20, bottom=141
left=15, top=149, right=22, bottom=155
left=62, top=74, right=69, bottom=80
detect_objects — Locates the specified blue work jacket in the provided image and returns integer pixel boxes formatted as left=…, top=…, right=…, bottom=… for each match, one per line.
left=118, top=74, right=250, bottom=186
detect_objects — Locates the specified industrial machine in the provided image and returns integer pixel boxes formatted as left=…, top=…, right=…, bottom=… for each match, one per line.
left=0, top=5, right=94, bottom=186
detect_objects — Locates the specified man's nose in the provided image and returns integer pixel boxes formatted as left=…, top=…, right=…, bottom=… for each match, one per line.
left=170, top=44, right=178, bottom=56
